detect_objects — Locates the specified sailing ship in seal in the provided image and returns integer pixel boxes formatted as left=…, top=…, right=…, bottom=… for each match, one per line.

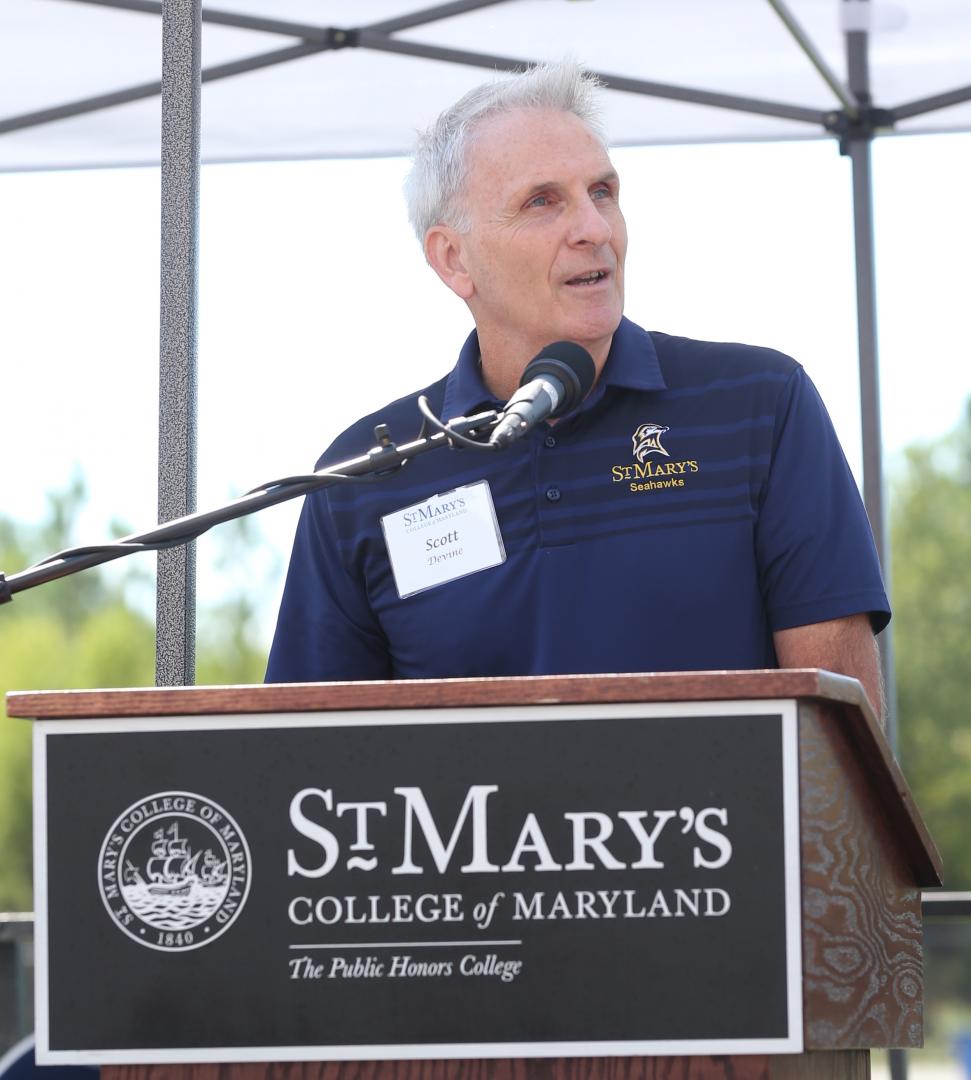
left=125, top=823, right=228, bottom=897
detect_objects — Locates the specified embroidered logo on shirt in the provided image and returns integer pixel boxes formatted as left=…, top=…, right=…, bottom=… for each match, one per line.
left=611, top=423, right=700, bottom=492
left=632, top=423, right=670, bottom=461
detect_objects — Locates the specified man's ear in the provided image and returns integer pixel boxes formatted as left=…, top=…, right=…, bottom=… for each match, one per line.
left=424, top=225, right=474, bottom=301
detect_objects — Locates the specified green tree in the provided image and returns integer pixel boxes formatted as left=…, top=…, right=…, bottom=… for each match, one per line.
left=0, top=477, right=156, bottom=908
left=892, top=400, right=971, bottom=890
left=196, top=512, right=280, bottom=685
left=0, top=478, right=276, bottom=908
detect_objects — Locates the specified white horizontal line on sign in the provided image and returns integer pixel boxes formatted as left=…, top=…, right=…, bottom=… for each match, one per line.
left=290, top=940, right=523, bottom=949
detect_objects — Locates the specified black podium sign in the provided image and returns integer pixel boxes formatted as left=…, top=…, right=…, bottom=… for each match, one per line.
left=33, top=700, right=802, bottom=1063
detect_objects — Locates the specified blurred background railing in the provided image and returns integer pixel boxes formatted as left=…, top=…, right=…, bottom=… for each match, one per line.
left=0, top=914, right=33, bottom=1056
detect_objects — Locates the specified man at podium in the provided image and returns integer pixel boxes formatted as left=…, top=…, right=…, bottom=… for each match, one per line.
left=265, top=61, right=889, bottom=719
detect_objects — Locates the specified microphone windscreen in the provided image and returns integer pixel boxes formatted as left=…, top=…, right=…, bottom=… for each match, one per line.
left=521, top=342, right=596, bottom=416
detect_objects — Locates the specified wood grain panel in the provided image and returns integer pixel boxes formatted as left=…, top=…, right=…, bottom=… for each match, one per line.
left=767, top=1050, right=869, bottom=1080
left=102, top=1051, right=867, bottom=1080
left=799, top=703, right=923, bottom=1049
left=9, top=670, right=868, bottom=720
left=102, top=1054, right=774, bottom=1080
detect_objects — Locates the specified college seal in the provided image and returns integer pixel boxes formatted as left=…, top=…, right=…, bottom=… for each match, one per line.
left=97, top=790, right=251, bottom=952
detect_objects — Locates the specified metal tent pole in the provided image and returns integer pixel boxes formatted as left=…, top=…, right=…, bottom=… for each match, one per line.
left=846, top=19, right=883, bottom=560
left=845, top=7, right=904, bottom=1074
left=847, top=138, right=887, bottom=572
left=156, top=0, right=201, bottom=687
left=843, top=6, right=897, bottom=750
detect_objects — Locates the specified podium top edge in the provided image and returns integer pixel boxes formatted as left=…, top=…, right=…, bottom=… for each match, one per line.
left=6, top=669, right=866, bottom=720
left=8, top=669, right=944, bottom=887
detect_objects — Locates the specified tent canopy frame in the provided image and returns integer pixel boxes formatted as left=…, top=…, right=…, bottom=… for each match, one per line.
left=5, top=0, right=969, bottom=751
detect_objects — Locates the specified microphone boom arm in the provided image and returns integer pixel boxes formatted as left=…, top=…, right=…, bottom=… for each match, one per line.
left=0, top=404, right=500, bottom=605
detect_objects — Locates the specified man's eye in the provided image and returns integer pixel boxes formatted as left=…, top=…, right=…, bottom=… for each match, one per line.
left=527, top=194, right=552, bottom=208
left=592, top=186, right=612, bottom=200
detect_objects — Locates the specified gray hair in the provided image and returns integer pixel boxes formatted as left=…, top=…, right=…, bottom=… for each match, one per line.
left=404, top=59, right=606, bottom=244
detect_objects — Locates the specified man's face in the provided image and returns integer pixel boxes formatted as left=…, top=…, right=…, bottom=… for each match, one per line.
left=450, top=107, right=628, bottom=367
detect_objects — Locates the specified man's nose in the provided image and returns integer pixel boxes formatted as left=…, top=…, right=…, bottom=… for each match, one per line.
left=568, top=195, right=613, bottom=246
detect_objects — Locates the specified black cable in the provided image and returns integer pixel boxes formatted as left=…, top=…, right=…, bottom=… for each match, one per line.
left=0, top=398, right=503, bottom=603
left=416, top=395, right=500, bottom=452
left=242, top=470, right=381, bottom=498
left=30, top=536, right=192, bottom=568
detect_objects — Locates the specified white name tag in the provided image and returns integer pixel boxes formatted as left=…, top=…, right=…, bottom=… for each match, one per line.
left=381, top=480, right=506, bottom=599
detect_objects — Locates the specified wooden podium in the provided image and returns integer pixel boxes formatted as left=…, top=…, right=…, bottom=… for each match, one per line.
left=9, top=669, right=942, bottom=1080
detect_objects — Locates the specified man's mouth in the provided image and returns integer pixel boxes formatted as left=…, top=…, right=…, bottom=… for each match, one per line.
left=566, top=270, right=608, bottom=286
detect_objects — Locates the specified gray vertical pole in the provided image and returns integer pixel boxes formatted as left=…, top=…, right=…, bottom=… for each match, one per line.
left=846, top=118, right=907, bottom=1080
left=847, top=9, right=904, bottom=1080
left=156, top=0, right=201, bottom=687
left=846, top=22, right=885, bottom=564
left=845, top=13, right=896, bottom=749
left=848, top=132, right=898, bottom=740
left=848, top=139, right=884, bottom=560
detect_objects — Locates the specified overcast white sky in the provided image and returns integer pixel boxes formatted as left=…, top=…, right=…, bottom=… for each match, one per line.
left=1, top=131, right=968, bottom=648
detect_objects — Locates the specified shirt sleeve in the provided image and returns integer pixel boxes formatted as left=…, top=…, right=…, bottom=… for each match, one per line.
left=264, top=489, right=392, bottom=683
left=755, top=366, right=891, bottom=634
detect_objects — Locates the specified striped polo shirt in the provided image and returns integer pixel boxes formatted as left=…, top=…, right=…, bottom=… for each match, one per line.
left=266, top=317, right=889, bottom=682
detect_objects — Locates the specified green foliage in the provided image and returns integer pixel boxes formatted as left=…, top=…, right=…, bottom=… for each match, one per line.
left=0, top=476, right=156, bottom=909
left=0, top=478, right=274, bottom=909
left=196, top=513, right=277, bottom=686
left=0, top=605, right=156, bottom=910
left=0, top=692, right=33, bottom=910
left=892, top=400, right=971, bottom=890
left=196, top=594, right=268, bottom=686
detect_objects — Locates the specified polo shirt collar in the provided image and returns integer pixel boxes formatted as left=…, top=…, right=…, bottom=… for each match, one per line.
left=598, top=317, right=667, bottom=394
left=441, top=329, right=496, bottom=421
left=440, top=316, right=667, bottom=421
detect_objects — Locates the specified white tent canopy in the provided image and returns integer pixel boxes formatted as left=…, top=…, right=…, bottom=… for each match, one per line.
left=2, top=0, right=971, bottom=171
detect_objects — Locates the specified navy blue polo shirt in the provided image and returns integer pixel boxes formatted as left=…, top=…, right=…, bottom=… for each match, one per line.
left=265, top=318, right=889, bottom=682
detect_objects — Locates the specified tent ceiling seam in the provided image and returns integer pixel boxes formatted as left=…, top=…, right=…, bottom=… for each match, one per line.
left=54, top=0, right=512, bottom=41
left=2, top=1, right=968, bottom=147
left=0, top=42, right=328, bottom=135
left=766, top=0, right=857, bottom=114
left=363, top=0, right=513, bottom=36
left=357, top=33, right=829, bottom=126
left=68, top=0, right=342, bottom=42
left=890, top=84, right=971, bottom=122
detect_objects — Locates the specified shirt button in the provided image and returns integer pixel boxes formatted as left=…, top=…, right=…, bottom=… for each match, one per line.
left=546, top=486, right=561, bottom=502
left=544, top=434, right=557, bottom=449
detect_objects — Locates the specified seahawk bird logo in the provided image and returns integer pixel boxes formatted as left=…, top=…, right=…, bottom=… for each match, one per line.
left=632, top=423, right=670, bottom=462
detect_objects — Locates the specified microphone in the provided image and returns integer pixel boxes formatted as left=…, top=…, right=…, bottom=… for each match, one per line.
left=489, top=342, right=596, bottom=448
